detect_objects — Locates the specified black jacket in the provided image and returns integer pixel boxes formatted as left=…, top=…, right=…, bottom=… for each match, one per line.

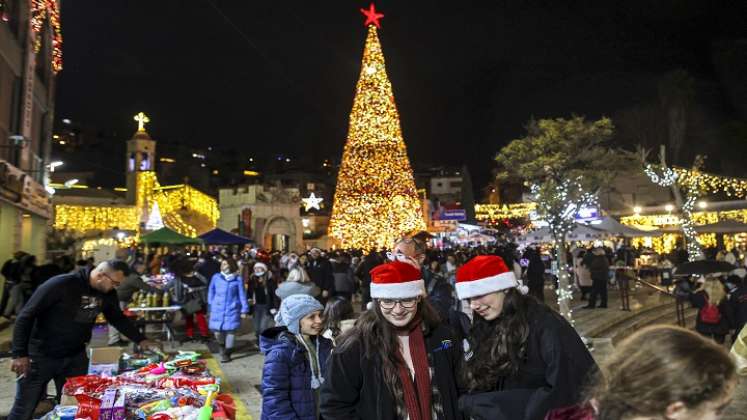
left=727, top=285, right=747, bottom=331
left=12, top=268, right=146, bottom=358
left=116, top=272, right=159, bottom=303
left=459, top=303, right=598, bottom=420
left=320, top=323, right=464, bottom=420
left=247, top=274, right=278, bottom=308
left=423, top=268, right=455, bottom=320
left=307, top=258, right=335, bottom=293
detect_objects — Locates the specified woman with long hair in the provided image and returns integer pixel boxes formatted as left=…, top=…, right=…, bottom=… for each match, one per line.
left=547, top=325, right=737, bottom=420
left=690, top=277, right=731, bottom=344
left=456, top=255, right=597, bottom=420
left=320, top=261, right=463, bottom=420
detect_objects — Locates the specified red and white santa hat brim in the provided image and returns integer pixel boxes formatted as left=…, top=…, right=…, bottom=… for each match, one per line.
left=369, top=261, right=426, bottom=299
left=456, top=255, right=527, bottom=299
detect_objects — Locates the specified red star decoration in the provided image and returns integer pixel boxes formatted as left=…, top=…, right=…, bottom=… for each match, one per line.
left=360, top=3, right=384, bottom=28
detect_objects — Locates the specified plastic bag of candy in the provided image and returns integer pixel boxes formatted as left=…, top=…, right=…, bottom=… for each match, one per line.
left=63, top=375, right=114, bottom=397
left=37, top=405, right=78, bottom=420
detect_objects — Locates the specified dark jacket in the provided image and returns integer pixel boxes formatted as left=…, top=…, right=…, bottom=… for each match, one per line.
left=459, top=302, right=598, bottom=420
left=247, top=273, right=278, bottom=308
left=307, top=258, right=335, bottom=294
left=172, top=273, right=209, bottom=309
left=331, top=262, right=355, bottom=294
left=355, top=253, right=382, bottom=288
left=587, top=253, right=609, bottom=281
left=423, top=267, right=455, bottom=320
left=116, top=272, right=159, bottom=303
left=726, top=284, right=747, bottom=332
left=689, top=291, right=731, bottom=336
left=12, top=268, right=146, bottom=358
left=320, top=323, right=464, bottom=420
left=260, top=327, right=333, bottom=420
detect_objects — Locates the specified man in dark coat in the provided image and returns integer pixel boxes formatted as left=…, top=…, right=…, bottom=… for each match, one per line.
left=584, top=247, right=610, bottom=309
left=9, top=260, right=161, bottom=419
left=1, top=251, right=26, bottom=318
left=306, top=248, right=334, bottom=304
left=355, top=251, right=382, bottom=310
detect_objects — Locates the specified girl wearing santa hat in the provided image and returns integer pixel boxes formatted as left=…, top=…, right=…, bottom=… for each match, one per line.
left=320, top=261, right=463, bottom=420
left=455, top=255, right=597, bottom=420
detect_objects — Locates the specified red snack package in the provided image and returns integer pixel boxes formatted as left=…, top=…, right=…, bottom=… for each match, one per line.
left=64, top=375, right=114, bottom=396
left=214, top=394, right=236, bottom=420
left=75, top=394, right=102, bottom=420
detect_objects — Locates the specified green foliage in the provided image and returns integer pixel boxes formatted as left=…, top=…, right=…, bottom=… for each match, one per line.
left=496, top=116, right=630, bottom=235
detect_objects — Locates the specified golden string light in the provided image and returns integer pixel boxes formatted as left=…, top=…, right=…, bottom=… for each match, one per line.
left=475, top=203, right=536, bottom=224
left=31, top=0, right=63, bottom=73
left=328, top=24, right=425, bottom=249
left=53, top=171, right=219, bottom=238
left=622, top=209, right=747, bottom=254
left=673, top=168, right=747, bottom=198
left=53, top=205, right=139, bottom=231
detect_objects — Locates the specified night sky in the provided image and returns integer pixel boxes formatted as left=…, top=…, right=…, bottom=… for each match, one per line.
left=55, top=1, right=747, bottom=190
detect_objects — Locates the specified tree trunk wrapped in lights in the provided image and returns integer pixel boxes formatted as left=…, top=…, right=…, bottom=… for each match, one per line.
left=496, top=116, right=628, bottom=324
left=328, top=22, right=425, bottom=250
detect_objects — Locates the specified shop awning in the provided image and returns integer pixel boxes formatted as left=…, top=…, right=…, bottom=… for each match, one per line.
left=140, top=227, right=203, bottom=245
left=198, top=228, right=253, bottom=245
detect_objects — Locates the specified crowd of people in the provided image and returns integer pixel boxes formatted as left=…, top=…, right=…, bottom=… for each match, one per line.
left=3, top=237, right=747, bottom=419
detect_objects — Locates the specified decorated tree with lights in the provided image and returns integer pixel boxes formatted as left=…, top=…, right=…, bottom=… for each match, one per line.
left=496, top=116, right=627, bottom=323
left=640, top=146, right=704, bottom=261
left=328, top=4, right=426, bottom=249
left=640, top=146, right=747, bottom=261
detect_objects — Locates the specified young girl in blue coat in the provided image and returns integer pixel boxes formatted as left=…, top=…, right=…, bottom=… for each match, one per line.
left=208, top=258, right=249, bottom=362
left=260, top=294, right=332, bottom=420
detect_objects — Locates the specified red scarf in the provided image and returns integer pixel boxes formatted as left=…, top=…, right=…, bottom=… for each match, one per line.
left=397, top=320, right=432, bottom=420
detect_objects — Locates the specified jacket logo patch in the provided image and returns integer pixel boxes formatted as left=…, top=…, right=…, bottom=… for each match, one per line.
left=433, top=339, right=452, bottom=352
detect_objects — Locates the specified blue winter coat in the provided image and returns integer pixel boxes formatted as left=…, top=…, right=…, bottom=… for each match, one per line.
left=207, top=273, right=249, bottom=331
left=260, top=326, right=333, bottom=420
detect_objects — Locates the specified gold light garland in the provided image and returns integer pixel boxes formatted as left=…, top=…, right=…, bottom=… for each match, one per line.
left=54, top=205, right=139, bottom=231
left=673, top=168, right=747, bottom=198
left=328, top=25, right=425, bottom=249
left=475, top=203, right=536, bottom=224
left=31, top=0, right=63, bottom=73
left=53, top=171, right=219, bottom=238
left=622, top=209, right=747, bottom=254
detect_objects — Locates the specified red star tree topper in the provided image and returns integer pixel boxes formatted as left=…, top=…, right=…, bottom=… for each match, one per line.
left=360, top=3, right=384, bottom=28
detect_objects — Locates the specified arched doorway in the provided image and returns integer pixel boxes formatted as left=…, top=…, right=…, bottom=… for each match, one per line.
left=263, top=217, right=295, bottom=252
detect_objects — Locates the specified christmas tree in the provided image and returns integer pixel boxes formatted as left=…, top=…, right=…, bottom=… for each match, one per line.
left=328, top=5, right=426, bottom=250
left=145, top=201, right=164, bottom=231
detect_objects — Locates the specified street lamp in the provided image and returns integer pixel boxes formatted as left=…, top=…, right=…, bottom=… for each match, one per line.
left=665, top=204, right=674, bottom=212
left=633, top=206, right=642, bottom=214
left=63, top=178, right=79, bottom=188
left=698, top=201, right=708, bottom=209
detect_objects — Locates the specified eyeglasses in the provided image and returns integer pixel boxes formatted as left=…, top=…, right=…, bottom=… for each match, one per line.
left=378, top=298, right=419, bottom=310
left=386, top=252, right=411, bottom=263
left=101, top=271, right=121, bottom=286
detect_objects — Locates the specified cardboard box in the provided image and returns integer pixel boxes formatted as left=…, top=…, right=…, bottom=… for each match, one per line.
left=99, top=389, right=117, bottom=420
left=88, top=347, right=123, bottom=377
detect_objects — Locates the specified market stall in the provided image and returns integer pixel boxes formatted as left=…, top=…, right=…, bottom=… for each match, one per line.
left=42, top=349, right=251, bottom=420
left=198, top=229, right=253, bottom=246
left=141, top=228, right=204, bottom=246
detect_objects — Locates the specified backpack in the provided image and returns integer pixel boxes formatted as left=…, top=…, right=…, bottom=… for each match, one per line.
left=700, top=296, right=722, bottom=325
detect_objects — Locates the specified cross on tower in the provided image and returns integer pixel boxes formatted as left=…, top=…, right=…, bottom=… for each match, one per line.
left=134, top=112, right=150, bottom=132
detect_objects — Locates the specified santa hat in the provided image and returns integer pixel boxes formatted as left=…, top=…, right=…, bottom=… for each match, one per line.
left=456, top=255, right=528, bottom=299
left=370, top=261, right=425, bottom=299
